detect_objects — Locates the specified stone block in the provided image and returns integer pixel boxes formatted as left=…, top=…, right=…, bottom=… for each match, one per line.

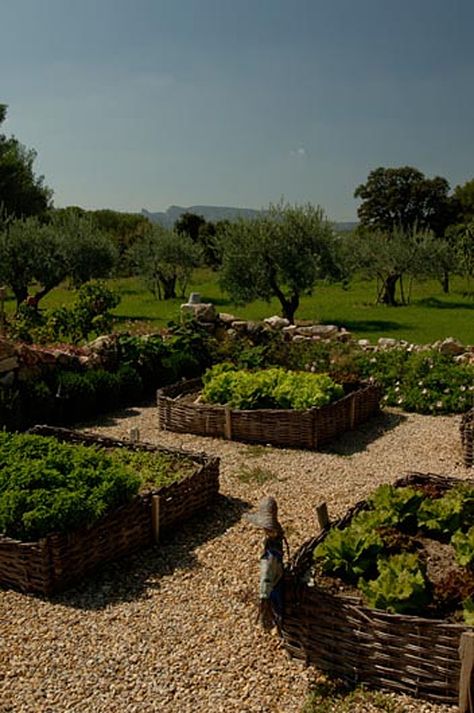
left=0, top=356, right=18, bottom=373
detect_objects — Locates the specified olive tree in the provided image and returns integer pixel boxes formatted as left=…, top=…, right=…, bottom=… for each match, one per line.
left=218, top=201, right=346, bottom=323
left=132, top=224, right=201, bottom=300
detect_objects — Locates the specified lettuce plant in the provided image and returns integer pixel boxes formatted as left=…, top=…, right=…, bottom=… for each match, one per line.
left=358, top=553, right=430, bottom=614
left=452, top=526, right=474, bottom=568
left=418, top=485, right=474, bottom=538
left=313, top=519, right=383, bottom=583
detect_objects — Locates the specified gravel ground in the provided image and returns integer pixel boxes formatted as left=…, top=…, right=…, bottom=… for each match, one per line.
left=0, top=404, right=471, bottom=713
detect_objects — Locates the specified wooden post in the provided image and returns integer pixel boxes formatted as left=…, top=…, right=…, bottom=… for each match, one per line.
left=459, top=631, right=474, bottom=713
left=224, top=407, right=232, bottom=440
left=316, top=502, right=330, bottom=531
left=151, top=495, right=160, bottom=544
left=0, top=286, right=6, bottom=335
left=349, top=395, right=356, bottom=429
left=129, top=427, right=140, bottom=443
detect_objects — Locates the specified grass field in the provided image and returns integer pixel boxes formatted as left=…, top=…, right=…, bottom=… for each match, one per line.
left=4, top=270, right=474, bottom=345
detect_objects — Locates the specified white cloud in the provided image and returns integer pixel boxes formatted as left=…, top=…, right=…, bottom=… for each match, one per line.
left=290, top=146, right=307, bottom=158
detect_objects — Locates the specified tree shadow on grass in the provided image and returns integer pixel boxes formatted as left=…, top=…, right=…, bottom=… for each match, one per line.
left=319, top=410, right=407, bottom=457
left=48, top=493, right=251, bottom=611
left=326, top=319, right=409, bottom=334
left=416, top=297, right=474, bottom=310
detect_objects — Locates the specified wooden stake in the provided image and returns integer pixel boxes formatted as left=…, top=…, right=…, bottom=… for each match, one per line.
left=224, top=407, right=232, bottom=440
left=316, top=502, right=330, bottom=531
left=151, top=495, right=160, bottom=544
left=129, top=427, right=140, bottom=443
left=459, top=631, right=474, bottom=713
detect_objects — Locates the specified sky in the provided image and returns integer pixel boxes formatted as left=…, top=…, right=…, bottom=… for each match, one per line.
left=1, top=0, right=473, bottom=221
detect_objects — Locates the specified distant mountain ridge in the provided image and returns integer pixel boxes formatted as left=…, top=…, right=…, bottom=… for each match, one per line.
left=142, top=205, right=357, bottom=232
left=142, top=205, right=261, bottom=228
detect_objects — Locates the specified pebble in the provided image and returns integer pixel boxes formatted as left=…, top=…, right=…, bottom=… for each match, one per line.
left=0, top=405, right=468, bottom=712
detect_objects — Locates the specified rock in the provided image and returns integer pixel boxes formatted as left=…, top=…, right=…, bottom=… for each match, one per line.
left=282, top=325, right=297, bottom=335
left=263, top=315, right=290, bottom=329
left=217, top=312, right=237, bottom=324
left=296, top=325, right=338, bottom=338
left=230, top=320, right=248, bottom=332
left=377, top=337, right=399, bottom=349
left=245, top=321, right=263, bottom=336
left=0, top=370, right=15, bottom=386
left=357, top=339, right=371, bottom=348
left=0, top=356, right=18, bottom=373
left=181, top=303, right=217, bottom=322
left=0, top=339, right=16, bottom=360
left=437, top=337, right=465, bottom=356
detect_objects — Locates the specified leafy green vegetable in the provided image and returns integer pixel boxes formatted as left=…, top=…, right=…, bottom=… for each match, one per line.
left=418, top=485, right=474, bottom=538
left=452, top=526, right=474, bottom=568
left=463, top=597, right=474, bottom=626
left=109, top=449, right=195, bottom=489
left=201, top=365, right=344, bottom=411
left=359, top=553, right=430, bottom=614
left=314, top=519, right=383, bottom=583
left=0, top=432, right=193, bottom=541
left=366, top=484, right=423, bottom=530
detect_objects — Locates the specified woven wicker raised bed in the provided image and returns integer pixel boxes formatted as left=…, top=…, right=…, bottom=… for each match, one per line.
left=461, top=408, right=474, bottom=468
left=157, top=378, right=382, bottom=449
left=0, top=425, right=220, bottom=595
left=281, top=472, right=474, bottom=704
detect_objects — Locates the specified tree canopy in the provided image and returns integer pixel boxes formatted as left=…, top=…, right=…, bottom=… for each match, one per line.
left=219, top=201, right=346, bottom=323
left=0, top=213, right=117, bottom=308
left=0, top=104, right=52, bottom=219
left=354, top=166, right=454, bottom=236
left=132, top=224, right=201, bottom=300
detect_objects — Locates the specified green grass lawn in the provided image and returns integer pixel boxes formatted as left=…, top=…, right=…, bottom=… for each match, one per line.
left=4, top=270, right=474, bottom=345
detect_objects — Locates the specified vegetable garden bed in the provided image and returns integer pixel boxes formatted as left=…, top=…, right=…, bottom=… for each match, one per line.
left=157, top=377, right=382, bottom=449
left=280, top=472, right=474, bottom=705
left=461, top=408, right=474, bottom=468
left=0, top=425, right=219, bottom=595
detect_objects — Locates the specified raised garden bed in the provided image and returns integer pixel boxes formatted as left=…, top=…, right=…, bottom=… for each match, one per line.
left=280, top=472, right=474, bottom=704
left=157, top=377, right=382, bottom=449
left=461, top=408, right=474, bottom=468
left=0, top=425, right=219, bottom=595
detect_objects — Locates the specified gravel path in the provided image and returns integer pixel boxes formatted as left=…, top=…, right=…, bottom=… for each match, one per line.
left=0, top=405, right=471, bottom=713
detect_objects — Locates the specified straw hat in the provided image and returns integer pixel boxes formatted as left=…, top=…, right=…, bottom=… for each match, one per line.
left=244, top=496, right=280, bottom=531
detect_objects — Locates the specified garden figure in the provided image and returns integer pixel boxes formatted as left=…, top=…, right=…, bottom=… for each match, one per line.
left=244, top=496, right=289, bottom=632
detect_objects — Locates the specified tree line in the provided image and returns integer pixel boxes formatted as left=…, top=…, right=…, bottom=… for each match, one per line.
left=1, top=102, right=473, bottom=324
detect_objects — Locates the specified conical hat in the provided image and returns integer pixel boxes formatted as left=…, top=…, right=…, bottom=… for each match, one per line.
left=244, top=496, right=280, bottom=530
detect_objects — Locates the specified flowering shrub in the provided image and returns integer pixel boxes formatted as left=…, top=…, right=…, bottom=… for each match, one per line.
left=356, top=348, right=474, bottom=414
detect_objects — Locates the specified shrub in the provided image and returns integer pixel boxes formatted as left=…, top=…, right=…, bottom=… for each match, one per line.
left=356, top=348, right=474, bottom=414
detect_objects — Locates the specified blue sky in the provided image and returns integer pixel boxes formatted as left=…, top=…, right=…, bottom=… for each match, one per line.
left=1, top=0, right=473, bottom=221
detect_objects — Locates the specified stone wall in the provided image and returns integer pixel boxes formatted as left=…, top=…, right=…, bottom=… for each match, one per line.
left=180, top=301, right=474, bottom=364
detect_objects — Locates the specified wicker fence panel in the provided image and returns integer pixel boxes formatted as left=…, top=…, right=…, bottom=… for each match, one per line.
left=461, top=408, right=474, bottom=468
left=157, top=379, right=382, bottom=450
left=281, top=472, right=474, bottom=704
left=0, top=425, right=220, bottom=595
left=0, top=538, right=51, bottom=595
left=158, top=459, right=220, bottom=529
left=282, top=581, right=463, bottom=703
